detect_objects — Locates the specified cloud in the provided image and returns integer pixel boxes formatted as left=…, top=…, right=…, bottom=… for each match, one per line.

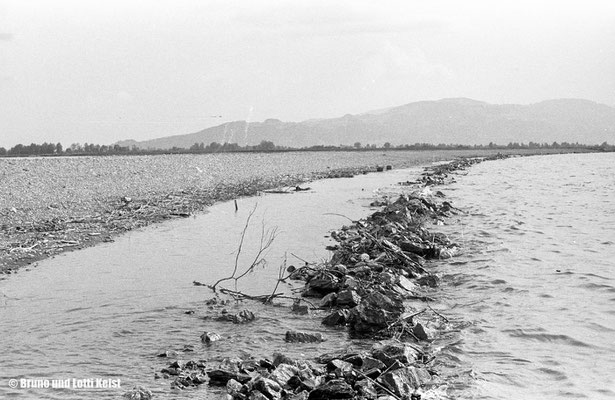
left=0, top=32, right=13, bottom=41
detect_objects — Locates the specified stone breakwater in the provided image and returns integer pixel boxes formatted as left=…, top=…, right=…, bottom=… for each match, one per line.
left=136, top=155, right=507, bottom=400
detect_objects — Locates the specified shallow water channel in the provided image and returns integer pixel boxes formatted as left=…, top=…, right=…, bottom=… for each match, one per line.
left=0, top=166, right=426, bottom=399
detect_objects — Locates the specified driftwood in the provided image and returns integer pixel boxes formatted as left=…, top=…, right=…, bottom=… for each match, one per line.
left=208, top=205, right=278, bottom=292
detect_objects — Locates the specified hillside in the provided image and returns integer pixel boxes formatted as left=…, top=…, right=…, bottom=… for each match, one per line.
left=117, top=98, right=615, bottom=149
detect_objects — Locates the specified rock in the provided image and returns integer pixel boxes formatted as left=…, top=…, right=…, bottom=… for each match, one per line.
left=397, top=275, right=417, bottom=292
left=241, top=359, right=260, bottom=372
left=411, top=322, right=430, bottom=341
left=354, top=379, right=378, bottom=399
left=315, top=352, right=346, bottom=364
left=219, top=309, right=256, bottom=324
left=122, top=386, right=152, bottom=400
left=288, top=370, right=321, bottom=392
left=305, top=272, right=340, bottom=295
left=201, top=331, right=222, bottom=343
left=157, top=349, right=180, bottom=358
left=379, top=367, right=430, bottom=398
left=378, top=271, right=396, bottom=285
left=360, top=356, right=386, bottom=372
left=269, top=363, right=299, bottom=386
left=208, top=358, right=251, bottom=385
left=288, top=391, right=309, bottom=400
left=321, top=309, right=350, bottom=326
left=252, top=377, right=283, bottom=400
left=415, top=275, right=439, bottom=288
left=285, top=331, right=325, bottom=343
left=342, top=276, right=360, bottom=290
left=295, top=368, right=323, bottom=391
left=371, top=341, right=423, bottom=368
left=366, top=262, right=384, bottom=272
left=227, top=379, right=245, bottom=397
left=399, top=241, right=431, bottom=257
left=273, top=353, right=296, bottom=367
left=438, top=246, right=459, bottom=259
left=308, top=379, right=356, bottom=399
left=349, top=265, right=372, bottom=276
left=326, top=359, right=354, bottom=377
left=330, top=264, right=348, bottom=276
left=208, top=369, right=251, bottom=385
left=347, top=291, right=404, bottom=334
left=336, top=289, right=361, bottom=307
left=171, top=373, right=207, bottom=389
left=249, top=390, right=270, bottom=400
left=206, top=297, right=230, bottom=306
left=292, top=300, right=310, bottom=315
left=319, top=292, right=337, bottom=308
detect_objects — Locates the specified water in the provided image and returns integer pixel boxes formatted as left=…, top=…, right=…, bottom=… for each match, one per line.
left=1, top=153, right=614, bottom=399
left=0, top=166, right=422, bottom=399
left=434, top=152, right=615, bottom=399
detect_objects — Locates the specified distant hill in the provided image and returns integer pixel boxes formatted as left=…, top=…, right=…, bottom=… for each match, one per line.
left=117, top=98, right=615, bottom=149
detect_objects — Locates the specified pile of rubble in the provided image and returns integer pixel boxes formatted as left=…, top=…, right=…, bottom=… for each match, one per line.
left=291, top=189, right=459, bottom=338
left=159, top=341, right=434, bottom=399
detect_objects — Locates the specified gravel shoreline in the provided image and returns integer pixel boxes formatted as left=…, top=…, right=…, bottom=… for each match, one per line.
left=0, top=149, right=577, bottom=273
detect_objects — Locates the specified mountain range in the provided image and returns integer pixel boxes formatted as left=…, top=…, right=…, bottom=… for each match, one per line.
left=117, top=98, right=615, bottom=149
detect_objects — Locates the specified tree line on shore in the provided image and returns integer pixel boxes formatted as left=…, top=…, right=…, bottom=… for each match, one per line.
left=0, top=140, right=612, bottom=157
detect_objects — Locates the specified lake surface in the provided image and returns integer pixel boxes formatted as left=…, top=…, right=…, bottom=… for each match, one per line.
left=1, top=152, right=614, bottom=399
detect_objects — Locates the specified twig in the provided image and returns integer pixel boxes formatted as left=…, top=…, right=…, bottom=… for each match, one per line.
left=266, top=254, right=287, bottom=303
left=426, top=299, right=449, bottom=323
left=290, top=252, right=315, bottom=265
left=322, top=212, right=355, bottom=222
left=209, top=205, right=259, bottom=291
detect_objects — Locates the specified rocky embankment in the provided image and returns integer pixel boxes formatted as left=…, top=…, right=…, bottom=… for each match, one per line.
left=125, top=155, right=508, bottom=400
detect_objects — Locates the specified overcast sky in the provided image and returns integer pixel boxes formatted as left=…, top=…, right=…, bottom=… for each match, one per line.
left=1, top=0, right=614, bottom=147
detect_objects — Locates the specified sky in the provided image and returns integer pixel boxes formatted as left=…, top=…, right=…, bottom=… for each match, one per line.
left=1, top=0, right=614, bottom=147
